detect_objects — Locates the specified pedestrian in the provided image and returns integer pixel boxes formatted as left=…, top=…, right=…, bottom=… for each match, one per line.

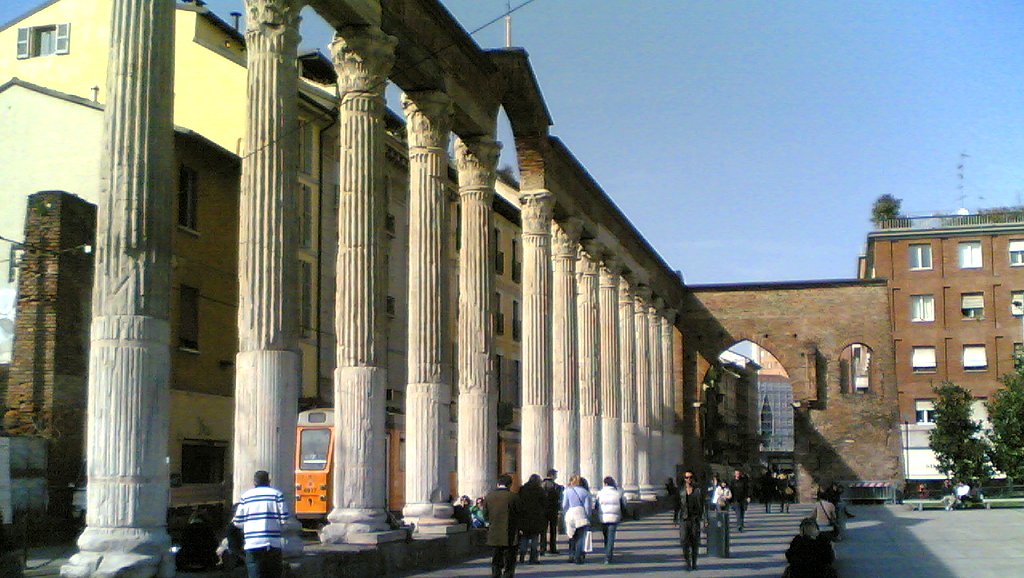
left=471, top=497, right=489, bottom=528
left=453, top=495, right=472, bottom=529
left=784, top=517, right=837, bottom=578
left=666, top=477, right=681, bottom=525
left=596, top=476, right=626, bottom=564
left=539, top=469, right=563, bottom=555
left=761, top=469, right=777, bottom=513
left=232, top=470, right=288, bottom=578
left=484, top=473, right=522, bottom=578
left=707, top=474, right=720, bottom=510
left=731, top=469, right=751, bottom=531
left=561, top=474, right=594, bottom=565
left=517, top=474, right=547, bottom=564
left=812, top=490, right=840, bottom=541
left=678, top=470, right=704, bottom=572
left=712, top=479, right=732, bottom=512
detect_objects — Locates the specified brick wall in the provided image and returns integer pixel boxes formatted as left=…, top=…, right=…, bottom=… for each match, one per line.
left=678, top=280, right=903, bottom=500
left=2, top=191, right=95, bottom=514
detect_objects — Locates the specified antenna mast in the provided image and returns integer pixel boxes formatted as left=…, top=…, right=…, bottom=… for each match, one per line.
left=505, top=1, right=512, bottom=47
left=957, top=152, right=969, bottom=209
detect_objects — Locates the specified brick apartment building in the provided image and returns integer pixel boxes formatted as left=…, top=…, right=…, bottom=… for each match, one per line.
left=862, top=211, right=1024, bottom=481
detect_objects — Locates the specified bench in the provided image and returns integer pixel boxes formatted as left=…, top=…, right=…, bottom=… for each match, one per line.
left=905, top=499, right=945, bottom=511
left=981, top=497, right=1024, bottom=509
left=905, top=497, right=1024, bottom=511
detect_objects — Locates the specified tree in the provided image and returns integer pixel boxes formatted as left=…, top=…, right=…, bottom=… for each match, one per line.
left=988, top=366, right=1024, bottom=481
left=929, top=381, right=993, bottom=484
left=871, top=194, right=902, bottom=224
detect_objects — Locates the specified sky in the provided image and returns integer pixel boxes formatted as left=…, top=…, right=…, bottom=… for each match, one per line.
left=3, top=0, right=1023, bottom=285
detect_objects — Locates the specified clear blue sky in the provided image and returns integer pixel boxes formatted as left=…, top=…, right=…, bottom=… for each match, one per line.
left=4, top=1, right=1023, bottom=284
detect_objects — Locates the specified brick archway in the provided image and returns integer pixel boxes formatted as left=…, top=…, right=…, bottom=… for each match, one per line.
left=677, top=279, right=903, bottom=500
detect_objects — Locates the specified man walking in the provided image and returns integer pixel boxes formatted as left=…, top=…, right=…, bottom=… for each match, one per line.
left=539, top=469, right=563, bottom=555
left=232, top=470, right=288, bottom=578
left=731, top=468, right=751, bottom=531
left=678, top=471, right=704, bottom=572
left=484, top=473, right=522, bottom=578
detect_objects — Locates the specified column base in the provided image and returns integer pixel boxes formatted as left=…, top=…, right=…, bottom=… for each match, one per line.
left=639, top=486, right=660, bottom=502
left=623, top=486, right=640, bottom=501
left=321, top=508, right=394, bottom=545
left=61, top=527, right=173, bottom=578
left=403, top=502, right=458, bottom=535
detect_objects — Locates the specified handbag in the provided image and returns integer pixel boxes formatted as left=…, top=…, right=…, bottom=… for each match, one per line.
left=583, top=529, right=594, bottom=553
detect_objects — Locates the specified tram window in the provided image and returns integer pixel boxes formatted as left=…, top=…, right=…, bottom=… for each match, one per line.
left=299, top=429, right=330, bottom=470
left=307, top=411, right=328, bottom=424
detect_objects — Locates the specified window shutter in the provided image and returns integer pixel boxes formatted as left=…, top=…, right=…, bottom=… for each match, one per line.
left=912, top=347, right=936, bottom=368
left=963, top=346, right=986, bottom=368
left=914, top=400, right=934, bottom=412
left=17, top=28, right=30, bottom=59
left=961, top=294, right=984, bottom=309
left=55, top=23, right=70, bottom=54
left=1010, top=240, right=1024, bottom=253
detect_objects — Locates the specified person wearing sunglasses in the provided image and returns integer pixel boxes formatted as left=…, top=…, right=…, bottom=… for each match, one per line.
left=678, top=471, right=705, bottom=571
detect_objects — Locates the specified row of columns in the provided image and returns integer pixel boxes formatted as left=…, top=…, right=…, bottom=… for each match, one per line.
left=66, top=3, right=681, bottom=574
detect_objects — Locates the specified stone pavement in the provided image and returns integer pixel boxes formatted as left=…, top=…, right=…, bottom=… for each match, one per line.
left=405, top=504, right=1024, bottom=578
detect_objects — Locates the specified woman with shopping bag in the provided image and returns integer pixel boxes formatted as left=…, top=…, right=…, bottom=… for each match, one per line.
left=561, top=475, right=594, bottom=565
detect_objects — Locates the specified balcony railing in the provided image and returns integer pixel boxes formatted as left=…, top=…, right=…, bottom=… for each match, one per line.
left=876, top=212, right=1024, bottom=231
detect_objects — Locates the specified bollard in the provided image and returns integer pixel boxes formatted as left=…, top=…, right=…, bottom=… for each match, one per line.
left=706, top=510, right=730, bottom=557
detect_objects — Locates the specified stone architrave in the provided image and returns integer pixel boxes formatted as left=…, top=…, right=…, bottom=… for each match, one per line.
left=321, top=25, right=401, bottom=545
left=551, top=220, right=580, bottom=480
left=661, top=309, right=678, bottom=480
left=577, top=244, right=602, bottom=489
left=635, top=288, right=657, bottom=501
left=455, top=135, right=501, bottom=502
left=618, top=276, right=639, bottom=500
left=230, top=0, right=304, bottom=556
left=648, top=300, right=665, bottom=496
left=61, top=1, right=176, bottom=576
left=599, top=260, right=622, bottom=485
left=401, top=89, right=460, bottom=533
left=520, top=190, right=555, bottom=482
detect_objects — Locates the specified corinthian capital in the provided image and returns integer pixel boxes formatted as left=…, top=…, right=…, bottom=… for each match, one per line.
left=455, top=136, right=501, bottom=192
left=551, top=219, right=582, bottom=259
left=246, top=0, right=301, bottom=39
left=519, top=190, right=555, bottom=235
left=577, top=245, right=600, bottom=276
left=600, top=258, right=621, bottom=289
left=330, top=25, right=397, bottom=96
left=402, top=90, right=453, bottom=150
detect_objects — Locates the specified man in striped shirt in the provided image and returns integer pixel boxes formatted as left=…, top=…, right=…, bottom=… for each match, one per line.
left=233, top=470, right=288, bottom=578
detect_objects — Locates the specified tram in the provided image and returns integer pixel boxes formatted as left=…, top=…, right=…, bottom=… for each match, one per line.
left=295, top=408, right=334, bottom=522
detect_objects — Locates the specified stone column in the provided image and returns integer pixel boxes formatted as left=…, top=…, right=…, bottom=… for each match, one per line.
left=551, top=220, right=580, bottom=480
left=635, top=288, right=657, bottom=501
left=661, top=309, right=677, bottom=480
left=520, top=191, right=555, bottom=482
left=62, top=1, right=175, bottom=576
left=321, top=25, right=400, bottom=545
left=402, top=90, right=458, bottom=532
left=577, top=245, right=602, bottom=489
left=618, top=276, right=639, bottom=500
left=648, top=300, right=665, bottom=496
left=455, top=135, right=501, bottom=502
left=231, top=0, right=304, bottom=555
left=599, top=261, right=622, bottom=485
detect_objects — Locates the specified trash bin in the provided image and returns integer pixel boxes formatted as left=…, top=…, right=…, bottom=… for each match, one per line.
left=706, top=510, right=730, bottom=557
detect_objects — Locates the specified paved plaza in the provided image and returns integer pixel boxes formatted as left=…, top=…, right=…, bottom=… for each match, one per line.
left=405, top=504, right=1024, bottom=578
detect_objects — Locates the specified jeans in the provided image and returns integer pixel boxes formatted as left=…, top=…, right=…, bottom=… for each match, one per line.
left=732, top=500, right=747, bottom=529
left=518, top=533, right=539, bottom=562
left=540, top=513, right=559, bottom=553
left=567, top=526, right=588, bottom=563
left=601, top=523, right=618, bottom=562
left=679, top=519, right=700, bottom=568
left=244, top=547, right=283, bottom=578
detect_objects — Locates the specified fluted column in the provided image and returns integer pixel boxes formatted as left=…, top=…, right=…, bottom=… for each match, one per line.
left=599, top=261, right=622, bottom=485
left=322, top=25, right=399, bottom=545
left=648, top=300, right=665, bottom=496
left=551, top=220, right=580, bottom=480
left=577, top=245, right=601, bottom=489
left=661, top=309, right=678, bottom=480
left=402, top=90, right=458, bottom=532
left=62, top=1, right=176, bottom=576
left=635, top=288, right=657, bottom=501
left=618, top=277, right=639, bottom=500
left=520, top=191, right=555, bottom=482
left=455, top=135, right=501, bottom=501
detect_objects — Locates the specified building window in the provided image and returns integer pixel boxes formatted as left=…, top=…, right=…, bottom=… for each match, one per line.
left=300, top=261, right=313, bottom=336
left=494, top=228, right=504, bottom=275
left=179, top=285, right=199, bottom=351
left=915, top=400, right=936, bottom=424
left=960, top=293, right=984, bottom=319
left=511, top=359, right=521, bottom=404
left=910, top=294, right=934, bottom=323
left=911, top=346, right=936, bottom=372
left=494, top=292, right=505, bottom=335
left=16, top=24, right=70, bottom=59
left=178, top=165, right=198, bottom=231
left=1016, top=343, right=1024, bottom=370
left=454, top=204, right=461, bottom=251
left=958, top=241, right=982, bottom=269
left=386, top=295, right=396, bottom=317
left=1012, top=291, right=1024, bottom=317
left=963, top=344, right=987, bottom=371
left=180, top=440, right=227, bottom=484
left=299, top=184, right=313, bottom=248
left=385, top=213, right=397, bottom=237
left=299, top=121, right=314, bottom=175
left=840, top=343, right=872, bottom=393
left=909, top=243, right=932, bottom=270
left=1010, top=240, right=1024, bottom=266
left=512, top=300, right=521, bottom=342
left=511, top=239, right=521, bottom=283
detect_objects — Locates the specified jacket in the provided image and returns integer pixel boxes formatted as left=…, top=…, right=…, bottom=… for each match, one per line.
left=541, top=478, right=563, bottom=515
left=517, top=480, right=549, bottom=534
left=483, top=487, right=521, bottom=547
left=596, top=486, right=624, bottom=524
left=680, top=486, right=704, bottom=522
left=561, top=485, right=593, bottom=537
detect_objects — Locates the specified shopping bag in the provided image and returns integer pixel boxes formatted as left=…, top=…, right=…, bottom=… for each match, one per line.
left=583, top=529, right=594, bottom=553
